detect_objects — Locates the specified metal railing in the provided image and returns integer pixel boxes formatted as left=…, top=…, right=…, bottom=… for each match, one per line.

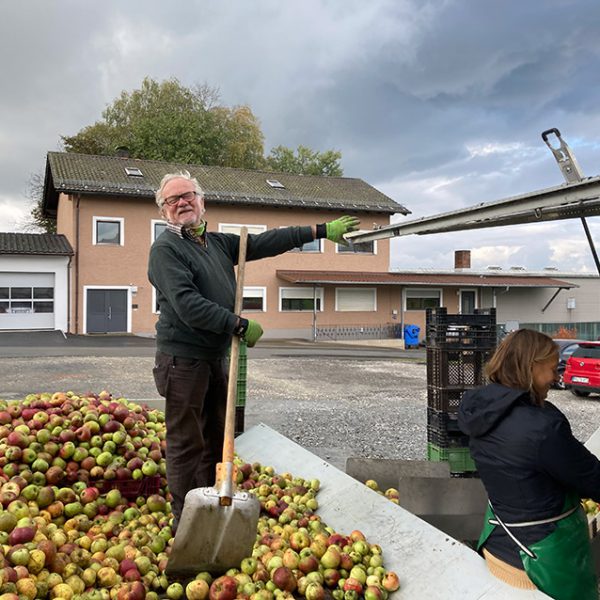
left=315, top=323, right=402, bottom=341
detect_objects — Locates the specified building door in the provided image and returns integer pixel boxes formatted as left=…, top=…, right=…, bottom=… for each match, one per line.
left=460, top=289, right=477, bottom=314
left=86, top=289, right=128, bottom=333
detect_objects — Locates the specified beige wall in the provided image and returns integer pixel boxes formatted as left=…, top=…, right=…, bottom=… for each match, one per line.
left=58, top=193, right=392, bottom=335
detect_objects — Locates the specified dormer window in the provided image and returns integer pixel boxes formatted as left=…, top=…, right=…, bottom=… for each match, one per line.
left=266, top=179, right=285, bottom=189
left=125, top=167, right=144, bottom=177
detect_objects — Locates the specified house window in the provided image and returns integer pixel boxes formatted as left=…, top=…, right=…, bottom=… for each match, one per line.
left=335, top=288, right=377, bottom=312
left=219, top=223, right=267, bottom=236
left=280, top=287, right=323, bottom=312
left=459, top=289, right=477, bottom=314
left=93, top=217, right=124, bottom=245
left=150, top=220, right=169, bottom=313
left=0, top=286, right=54, bottom=314
left=290, top=238, right=322, bottom=253
left=152, top=220, right=167, bottom=242
left=243, top=287, right=266, bottom=312
left=405, top=289, right=442, bottom=310
left=152, top=288, right=159, bottom=315
left=337, top=240, right=376, bottom=254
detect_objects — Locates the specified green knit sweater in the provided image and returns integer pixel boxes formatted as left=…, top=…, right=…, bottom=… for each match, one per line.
left=148, top=226, right=314, bottom=359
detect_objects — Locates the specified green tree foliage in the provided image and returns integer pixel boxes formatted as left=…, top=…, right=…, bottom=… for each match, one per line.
left=31, top=78, right=344, bottom=231
left=22, top=172, right=56, bottom=234
left=62, top=78, right=265, bottom=170
left=265, top=145, right=343, bottom=176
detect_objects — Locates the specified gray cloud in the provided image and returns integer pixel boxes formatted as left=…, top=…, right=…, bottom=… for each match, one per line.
left=2, top=0, right=600, bottom=269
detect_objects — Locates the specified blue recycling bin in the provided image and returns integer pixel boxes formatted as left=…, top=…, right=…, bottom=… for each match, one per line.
left=404, top=324, right=420, bottom=348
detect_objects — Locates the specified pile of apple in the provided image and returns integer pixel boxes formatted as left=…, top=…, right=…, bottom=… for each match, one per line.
left=362, top=481, right=400, bottom=505
left=0, top=392, right=401, bottom=600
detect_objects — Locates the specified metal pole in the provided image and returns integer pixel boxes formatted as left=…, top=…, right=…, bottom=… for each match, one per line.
left=580, top=217, right=600, bottom=276
left=400, top=287, right=405, bottom=342
left=312, top=285, right=317, bottom=342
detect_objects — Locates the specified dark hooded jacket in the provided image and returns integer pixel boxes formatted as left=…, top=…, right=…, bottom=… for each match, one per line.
left=458, top=383, right=600, bottom=568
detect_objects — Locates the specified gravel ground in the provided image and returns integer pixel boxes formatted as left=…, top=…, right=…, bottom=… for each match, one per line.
left=2, top=354, right=600, bottom=471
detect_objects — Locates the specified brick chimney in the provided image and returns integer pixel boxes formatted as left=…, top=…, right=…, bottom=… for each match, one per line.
left=454, top=250, right=471, bottom=270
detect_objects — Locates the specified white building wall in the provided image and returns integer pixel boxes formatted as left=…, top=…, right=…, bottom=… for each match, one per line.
left=478, top=274, right=600, bottom=329
left=0, top=255, right=70, bottom=331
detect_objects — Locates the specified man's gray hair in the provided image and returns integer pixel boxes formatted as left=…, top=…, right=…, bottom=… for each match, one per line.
left=155, top=170, right=204, bottom=208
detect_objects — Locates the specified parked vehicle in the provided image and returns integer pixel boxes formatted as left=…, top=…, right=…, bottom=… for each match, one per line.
left=563, top=341, right=600, bottom=397
left=553, top=339, right=585, bottom=390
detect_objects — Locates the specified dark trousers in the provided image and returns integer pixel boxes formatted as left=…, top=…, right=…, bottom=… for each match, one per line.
left=153, top=351, right=228, bottom=531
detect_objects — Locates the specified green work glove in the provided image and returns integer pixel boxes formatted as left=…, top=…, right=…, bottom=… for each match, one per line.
left=325, top=215, right=360, bottom=246
left=243, top=319, right=263, bottom=348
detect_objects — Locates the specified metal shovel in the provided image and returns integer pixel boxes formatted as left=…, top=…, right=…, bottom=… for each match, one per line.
left=166, top=227, right=261, bottom=579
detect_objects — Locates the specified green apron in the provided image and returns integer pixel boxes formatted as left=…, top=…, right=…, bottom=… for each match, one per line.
left=478, top=493, right=598, bottom=600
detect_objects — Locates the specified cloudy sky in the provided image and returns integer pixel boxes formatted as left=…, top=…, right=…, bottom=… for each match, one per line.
left=2, top=0, right=600, bottom=272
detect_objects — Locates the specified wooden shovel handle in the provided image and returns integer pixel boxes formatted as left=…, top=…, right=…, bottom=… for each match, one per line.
left=217, top=227, right=248, bottom=503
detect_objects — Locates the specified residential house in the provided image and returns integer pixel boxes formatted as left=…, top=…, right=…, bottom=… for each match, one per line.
left=41, top=151, right=407, bottom=337
left=36, top=152, right=594, bottom=341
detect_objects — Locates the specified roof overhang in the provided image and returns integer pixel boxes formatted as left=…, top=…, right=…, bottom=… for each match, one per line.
left=276, top=270, right=576, bottom=288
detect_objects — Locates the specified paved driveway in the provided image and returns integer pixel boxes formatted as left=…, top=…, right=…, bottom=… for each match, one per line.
left=1, top=332, right=597, bottom=472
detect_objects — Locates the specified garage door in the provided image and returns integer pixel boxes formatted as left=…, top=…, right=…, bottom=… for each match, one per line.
left=0, top=273, right=55, bottom=330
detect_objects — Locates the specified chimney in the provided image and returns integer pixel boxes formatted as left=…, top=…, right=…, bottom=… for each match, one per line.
left=454, top=250, right=471, bottom=270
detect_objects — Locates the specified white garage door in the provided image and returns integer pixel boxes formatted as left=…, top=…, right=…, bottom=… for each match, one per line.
left=0, top=273, right=55, bottom=330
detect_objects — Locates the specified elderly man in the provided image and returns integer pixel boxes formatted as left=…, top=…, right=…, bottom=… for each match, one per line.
left=148, top=170, right=359, bottom=531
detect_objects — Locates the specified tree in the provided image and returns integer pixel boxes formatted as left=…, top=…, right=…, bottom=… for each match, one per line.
left=62, top=78, right=265, bottom=170
left=265, top=145, right=343, bottom=176
left=30, top=78, right=344, bottom=231
left=20, top=172, right=56, bottom=234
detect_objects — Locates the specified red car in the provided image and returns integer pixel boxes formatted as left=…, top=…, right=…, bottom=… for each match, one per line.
left=563, top=342, right=600, bottom=397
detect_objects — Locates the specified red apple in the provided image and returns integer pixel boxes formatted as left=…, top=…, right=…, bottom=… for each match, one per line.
left=209, top=575, right=237, bottom=600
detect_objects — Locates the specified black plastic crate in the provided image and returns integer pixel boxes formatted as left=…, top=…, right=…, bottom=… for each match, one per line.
left=426, top=347, right=491, bottom=388
left=235, top=405, right=245, bottom=437
left=426, top=308, right=497, bottom=349
left=427, top=407, right=461, bottom=431
left=427, top=425, right=469, bottom=448
left=427, top=386, right=467, bottom=412
left=426, top=307, right=496, bottom=326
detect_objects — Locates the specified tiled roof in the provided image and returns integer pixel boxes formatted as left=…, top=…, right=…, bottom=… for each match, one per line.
left=0, top=233, right=74, bottom=256
left=44, top=152, right=408, bottom=216
left=276, top=270, right=575, bottom=288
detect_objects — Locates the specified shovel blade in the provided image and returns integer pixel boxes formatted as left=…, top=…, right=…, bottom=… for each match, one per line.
left=166, top=486, right=260, bottom=579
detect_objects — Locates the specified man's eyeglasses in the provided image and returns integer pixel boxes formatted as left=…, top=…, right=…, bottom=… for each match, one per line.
left=163, top=191, right=200, bottom=206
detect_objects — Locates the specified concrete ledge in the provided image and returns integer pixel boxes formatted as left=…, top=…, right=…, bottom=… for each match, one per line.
left=236, top=424, right=548, bottom=599
left=346, top=458, right=487, bottom=542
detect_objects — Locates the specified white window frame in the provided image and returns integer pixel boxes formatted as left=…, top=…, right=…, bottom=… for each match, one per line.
left=83, top=285, right=132, bottom=334
left=335, top=236, right=377, bottom=255
left=152, top=286, right=159, bottom=315
left=243, top=286, right=267, bottom=312
left=404, top=288, right=443, bottom=311
left=459, top=288, right=478, bottom=314
left=219, top=223, right=267, bottom=235
left=93, top=216, right=124, bottom=246
left=150, top=220, right=168, bottom=313
left=334, top=287, right=377, bottom=312
left=279, top=287, right=324, bottom=312
left=151, top=219, right=168, bottom=243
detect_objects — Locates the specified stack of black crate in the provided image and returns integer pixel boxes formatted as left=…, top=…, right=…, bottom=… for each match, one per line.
left=425, top=307, right=497, bottom=476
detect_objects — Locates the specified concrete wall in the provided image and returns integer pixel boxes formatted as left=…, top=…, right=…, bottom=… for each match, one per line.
left=480, top=274, right=600, bottom=331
